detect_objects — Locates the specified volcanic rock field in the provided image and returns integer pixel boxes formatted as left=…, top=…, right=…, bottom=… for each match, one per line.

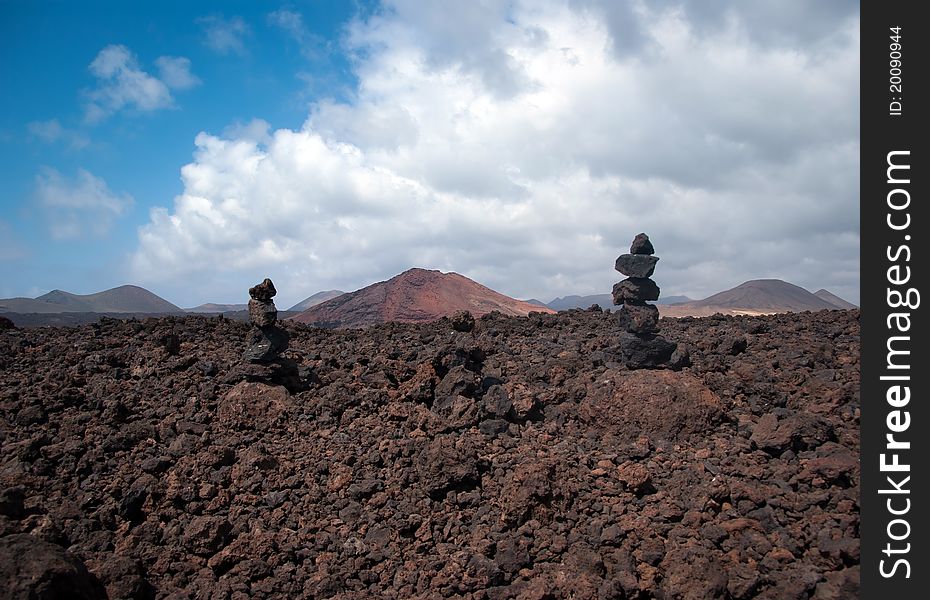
left=0, top=308, right=859, bottom=599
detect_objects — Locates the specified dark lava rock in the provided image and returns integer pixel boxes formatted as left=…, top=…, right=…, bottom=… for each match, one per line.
left=451, top=310, right=476, bottom=332
left=668, top=343, right=692, bottom=370
left=0, top=486, right=25, bottom=517
left=719, top=334, right=748, bottom=355
left=580, top=369, right=725, bottom=443
left=612, top=277, right=660, bottom=304
left=630, top=232, right=655, bottom=255
left=483, top=384, right=513, bottom=419
left=217, top=381, right=292, bottom=430
left=417, top=436, right=480, bottom=499
left=0, top=308, right=860, bottom=598
left=88, top=555, right=152, bottom=600
left=614, top=253, right=659, bottom=278
left=616, top=302, right=659, bottom=334
left=248, top=298, right=277, bottom=327
left=181, top=516, right=233, bottom=556
left=248, top=278, right=276, bottom=301
left=614, top=331, right=676, bottom=368
left=0, top=315, right=15, bottom=330
left=751, top=413, right=835, bottom=454
left=157, top=333, right=180, bottom=356
left=243, top=325, right=289, bottom=363
left=0, top=534, right=106, bottom=599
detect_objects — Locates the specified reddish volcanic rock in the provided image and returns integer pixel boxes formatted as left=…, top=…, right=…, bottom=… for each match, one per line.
left=291, top=268, right=554, bottom=328
left=0, top=308, right=860, bottom=598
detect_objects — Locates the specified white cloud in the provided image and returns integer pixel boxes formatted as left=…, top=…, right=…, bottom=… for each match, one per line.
left=27, top=119, right=90, bottom=150
left=35, top=167, right=133, bottom=239
left=268, top=9, right=325, bottom=59
left=132, top=0, right=860, bottom=307
left=84, top=45, right=198, bottom=122
left=155, top=56, right=201, bottom=90
left=198, top=15, right=250, bottom=56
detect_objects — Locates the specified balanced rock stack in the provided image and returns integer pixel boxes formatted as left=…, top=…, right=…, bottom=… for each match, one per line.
left=244, top=278, right=289, bottom=363
left=225, top=278, right=308, bottom=392
left=612, top=233, right=677, bottom=369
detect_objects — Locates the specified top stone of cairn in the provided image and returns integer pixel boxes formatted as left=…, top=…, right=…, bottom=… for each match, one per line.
left=630, top=233, right=654, bottom=255
left=249, top=278, right=277, bottom=301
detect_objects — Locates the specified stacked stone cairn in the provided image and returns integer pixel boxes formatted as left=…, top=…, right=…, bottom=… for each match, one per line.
left=244, top=278, right=289, bottom=363
left=226, top=278, right=311, bottom=391
left=612, top=233, right=678, bottom=369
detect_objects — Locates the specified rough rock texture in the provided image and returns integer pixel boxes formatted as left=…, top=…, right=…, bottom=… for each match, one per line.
left=243, top=325, right=290, bottom=363
left=614, top=254, right=659, bottom=279
left=614, top=332, right=679, bottom=372
left=248, top=299, right=278, bottom=328
left=0, top=533, right=106, bottom=599
left=612, top=278, right=661, bottom=304
left=451, top=311, right=476, bottom=333
left=630, top=233, right=655, bottom=255
left=249, top=279, right=277, bottom=302
left=616, top=303, right=659, bottom=335
left=0, top=308, right=860, bottom=598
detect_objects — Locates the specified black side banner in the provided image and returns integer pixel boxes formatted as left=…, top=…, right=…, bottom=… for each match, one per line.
left=861, top=2, right=927, bottom=597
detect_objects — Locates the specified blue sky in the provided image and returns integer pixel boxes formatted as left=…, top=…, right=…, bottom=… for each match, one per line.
left=0, top=1, right=860, bottom=308
left=1, top=1, right=368, bottom=304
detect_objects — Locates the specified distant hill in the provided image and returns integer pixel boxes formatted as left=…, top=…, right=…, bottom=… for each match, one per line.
left=548, top=294, right=613, bottom=311
left=659, top=279, right=844, bottom=317
left=292, top=268, right=554, bottom=328
left=0, top=285, right=181, bottom=314
left=286, top=290, right=345, bottom=312
left=185, top=303, right=249, bottom=313
left=547, top=293, right=693, bottom=312
left=814, top=289, right=857, bottom=309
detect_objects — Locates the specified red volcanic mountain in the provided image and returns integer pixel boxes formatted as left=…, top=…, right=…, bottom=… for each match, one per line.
left=292, top=268, right=554, bottom=328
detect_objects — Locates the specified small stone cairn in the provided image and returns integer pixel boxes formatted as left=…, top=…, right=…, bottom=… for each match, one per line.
left=244, top=278, right=289, bottom=363
left=612, top=233, right=678, bottom=369
left=226, top=277, right=311, bottom=391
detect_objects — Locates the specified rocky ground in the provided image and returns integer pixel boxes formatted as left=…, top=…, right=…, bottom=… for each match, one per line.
left=0, top=308, right=859, bottom=599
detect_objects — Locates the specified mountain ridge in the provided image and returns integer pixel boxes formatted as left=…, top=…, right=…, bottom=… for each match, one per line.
left=292, top=268, right=554, bottom=328
left=1, top=285, right=182, bottom=314
left=287, top=290, right=345, bottom=312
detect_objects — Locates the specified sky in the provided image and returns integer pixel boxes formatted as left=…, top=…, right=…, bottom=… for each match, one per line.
left=0, top=0, right=860, bottom=309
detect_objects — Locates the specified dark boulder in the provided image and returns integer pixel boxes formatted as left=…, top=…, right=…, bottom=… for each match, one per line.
left=243, top=325, right=289, bottom=363
left=612, top=278, right=660, bottom=304
left=615, top=253, right=659, bottom=278
left=630, top=232, right=655, bottom=255
left=451, top=310, right=476, bottom=332
left=248, top=278, right=277, bottom=301
left=0, top=534, right=106, bottom=599
left=616, top=303, right=659, bottom=334
left=247, top=298, right=277, bottom=327
left=614, top=331, right=676, bottom=369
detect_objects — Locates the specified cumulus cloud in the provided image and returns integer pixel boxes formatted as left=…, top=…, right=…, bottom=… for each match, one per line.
left=132, top=0, right=860, bottom=307
left=155, top=56, right=201, bottom=90
left=198, top=15, right=250, bottom=56
left=27, top=119, right=90, bottom=150
left=35, top=167, right=133, bottom=239
left=84, top=45, right=199, bottom=123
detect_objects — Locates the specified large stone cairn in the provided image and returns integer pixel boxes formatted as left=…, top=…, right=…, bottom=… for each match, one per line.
left=612, top=233, right=677, bottom=369
left=244, top=278, right=289, bottom=363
